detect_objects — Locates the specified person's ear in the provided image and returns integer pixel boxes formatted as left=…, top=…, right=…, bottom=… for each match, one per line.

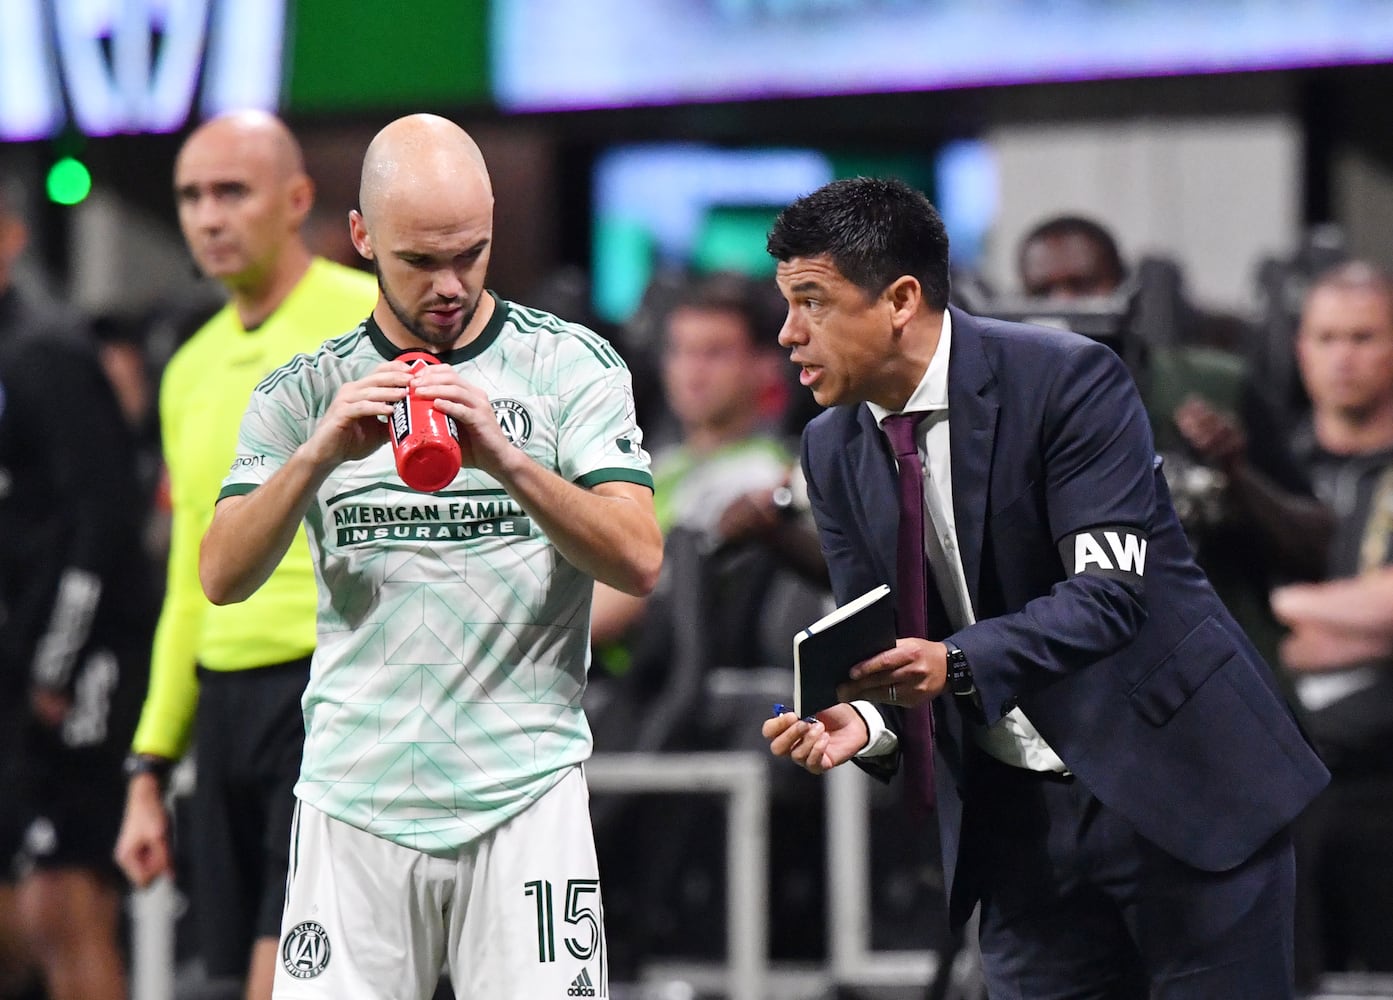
left=348, top=210, right=373, bottom=262
left=884, top=274, right=922, bottom=330
left=286, top=173, right=314, bottom=230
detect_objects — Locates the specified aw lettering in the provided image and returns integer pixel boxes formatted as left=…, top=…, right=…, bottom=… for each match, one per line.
left=1063, top=527, right=1148, bottom=581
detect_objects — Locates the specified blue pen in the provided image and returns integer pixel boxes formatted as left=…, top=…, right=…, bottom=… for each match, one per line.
left=772, top=703, right=787, bottom=717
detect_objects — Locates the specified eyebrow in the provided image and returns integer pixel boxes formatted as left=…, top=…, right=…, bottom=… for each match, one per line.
left=788, top=280, right=825, bottom=295
left=394, top=238, right=490, bottom=262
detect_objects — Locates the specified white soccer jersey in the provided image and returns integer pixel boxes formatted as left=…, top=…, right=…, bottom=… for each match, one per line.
left=220, top=295, right=652, bottom=853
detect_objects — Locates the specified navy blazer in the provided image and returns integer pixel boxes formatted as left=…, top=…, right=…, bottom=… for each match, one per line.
left=801, top=307, right=1329, bottom=922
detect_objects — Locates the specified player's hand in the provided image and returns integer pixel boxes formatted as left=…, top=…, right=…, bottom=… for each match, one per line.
left=1174, top=396, right=1246, bottom=472
left=302, top=361, right=413, bottom=467
left=836, top=637, right=947, bottom=707
left=714, top=485, right=784, bottom=546
left=29, top=686, right=70, bottom=727
left=114, top=775, right=173, bottom=888
left=406, top=366, right=512, bottom=474
left=763, top=703, right=868, bottom=775
left=1279, top=623, right=1393, bottom=673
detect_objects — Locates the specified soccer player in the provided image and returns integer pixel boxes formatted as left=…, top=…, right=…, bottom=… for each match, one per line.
left=0, top=172, right=155, bottom=1000
left=200, top=114, right=661, bottom=999
left=113, top=111, right=377, bottom=1000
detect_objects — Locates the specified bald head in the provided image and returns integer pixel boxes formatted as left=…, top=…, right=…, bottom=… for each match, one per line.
left=348, top=115, right=496, bottom=350
left=358, top=114, right=491, bottom=227
left=173, top=110, right=314, bottom=297
left=178, top=110, right=305, bottom=182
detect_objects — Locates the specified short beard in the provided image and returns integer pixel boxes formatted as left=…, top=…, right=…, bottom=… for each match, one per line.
left=375, top=264, right=478, bottom=349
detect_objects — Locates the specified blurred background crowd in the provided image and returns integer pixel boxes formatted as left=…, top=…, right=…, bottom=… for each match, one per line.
left=4, top=2, right=1393, bottom=999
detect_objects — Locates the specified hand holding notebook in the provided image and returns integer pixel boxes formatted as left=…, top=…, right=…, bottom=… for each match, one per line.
left=793, top=584, right=896, bottom=717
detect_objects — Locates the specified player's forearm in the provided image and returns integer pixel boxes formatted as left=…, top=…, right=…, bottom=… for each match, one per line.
left=200, top=448, right=332, bottom=605
left=131, top=585, right=205, bottom=759
left=1273, top=573, right=1393, bottom=637
left=1225, top=461, right=1332, bottom=580
left=496, top=451, right=661, bottom=596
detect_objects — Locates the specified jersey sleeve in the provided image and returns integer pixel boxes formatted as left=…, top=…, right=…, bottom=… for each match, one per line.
left=17, top=335, right=143, bottom=691
left=218, top=364, right=315, bottom=500
left=554, top=331, right=653, bottom=491
left=133, top=357, right=204, bottom=758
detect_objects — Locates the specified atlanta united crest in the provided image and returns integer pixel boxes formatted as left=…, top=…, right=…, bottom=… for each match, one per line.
left=491, top=398, right=533, bottom=447
left=281, top=920, right=331, bottom=979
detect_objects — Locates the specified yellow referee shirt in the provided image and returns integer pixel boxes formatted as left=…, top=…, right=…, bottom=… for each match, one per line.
left=131, top=258, right=377, bottom=759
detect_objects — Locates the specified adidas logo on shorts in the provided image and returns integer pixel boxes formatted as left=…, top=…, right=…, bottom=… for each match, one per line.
left=567, top=966, right=597, bottom=997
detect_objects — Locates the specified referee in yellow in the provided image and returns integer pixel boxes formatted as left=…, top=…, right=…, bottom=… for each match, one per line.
left=113, top=111, right=376, bottom=1000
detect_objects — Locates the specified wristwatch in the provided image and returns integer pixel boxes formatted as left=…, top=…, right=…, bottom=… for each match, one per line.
left=770, top=485, right=798, bottom=519
left=943, top=640, right=975, bottom=697
left=123, top=753, right=172, bottom=787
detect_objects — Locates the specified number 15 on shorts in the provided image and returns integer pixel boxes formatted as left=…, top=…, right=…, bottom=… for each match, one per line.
left=524, top=878, right=602, bottom=963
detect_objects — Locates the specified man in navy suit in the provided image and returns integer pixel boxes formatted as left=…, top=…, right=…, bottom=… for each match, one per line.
left=761, top=177, right=1329, bottom=998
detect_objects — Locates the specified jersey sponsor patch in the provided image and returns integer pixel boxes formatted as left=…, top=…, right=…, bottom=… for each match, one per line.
left=281, top=920, right=331, bottom=980
left=1059, top=526, right=1147, bottom=581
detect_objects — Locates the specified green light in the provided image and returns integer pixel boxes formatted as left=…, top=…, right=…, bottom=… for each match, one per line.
left=46, top=157, right=92, bottom=205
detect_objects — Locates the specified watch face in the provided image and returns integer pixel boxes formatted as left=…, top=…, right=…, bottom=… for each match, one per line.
left=946, top=648, right=972, bottom=690
left=771, top=485, right=794, bottom=510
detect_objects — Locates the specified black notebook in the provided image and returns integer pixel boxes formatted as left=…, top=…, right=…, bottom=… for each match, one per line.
left=793, top=583, right=896, bottom=717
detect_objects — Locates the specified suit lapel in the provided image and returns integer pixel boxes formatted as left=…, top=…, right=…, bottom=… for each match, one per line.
left=947, top=308, right=999, bottom=611
left=851, top=404, right=898, bottom=588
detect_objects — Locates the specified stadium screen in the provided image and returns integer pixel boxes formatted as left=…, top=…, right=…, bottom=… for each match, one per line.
left=0, top=0, right=487, bottom=141
left=494, top=0, right=1393, bottom=113
left=589, top=142, right=997, bottom=324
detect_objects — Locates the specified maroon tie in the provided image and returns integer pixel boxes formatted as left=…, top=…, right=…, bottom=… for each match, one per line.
left=882, top=412, right=938, bottom=810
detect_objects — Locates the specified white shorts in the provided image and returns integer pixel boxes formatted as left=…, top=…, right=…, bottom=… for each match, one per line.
left=272, top=765, right=607, bottom=1000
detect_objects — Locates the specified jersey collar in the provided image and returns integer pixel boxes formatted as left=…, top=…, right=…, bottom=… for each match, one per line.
left=366, top=291, right=508, bottom=364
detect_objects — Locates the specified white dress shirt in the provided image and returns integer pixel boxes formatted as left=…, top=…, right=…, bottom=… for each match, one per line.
left=854, top=310, right=1068, bottom=772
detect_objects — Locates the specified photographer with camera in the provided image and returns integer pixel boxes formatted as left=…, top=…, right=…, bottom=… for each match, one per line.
left=1015, top=215, right=1331, bottom=667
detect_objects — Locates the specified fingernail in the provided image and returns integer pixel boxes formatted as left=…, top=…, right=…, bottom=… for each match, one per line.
left=772, top=704, right=787, bottom=717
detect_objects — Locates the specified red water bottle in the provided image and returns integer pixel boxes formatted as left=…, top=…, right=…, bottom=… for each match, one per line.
left=389, top=351, right=462, bottom=492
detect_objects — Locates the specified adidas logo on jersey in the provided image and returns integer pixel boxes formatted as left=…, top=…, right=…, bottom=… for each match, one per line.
left=567, top=966, right=597, bottom=997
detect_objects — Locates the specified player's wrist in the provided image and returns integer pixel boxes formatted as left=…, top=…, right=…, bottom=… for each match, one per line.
left=124, top=753, right=173, bottom=794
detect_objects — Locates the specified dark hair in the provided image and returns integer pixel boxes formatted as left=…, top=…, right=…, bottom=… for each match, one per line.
left=666, top=270, right=782, bottom=348
left=1018, top=214, right=1126, bottom=285
left=0, top=174, right=22, bottom=221
left=766, top=176, right=951, bottom=310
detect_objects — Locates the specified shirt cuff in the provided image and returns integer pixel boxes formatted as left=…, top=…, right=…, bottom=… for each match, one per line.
left=850, top=700, right=899, bottom=757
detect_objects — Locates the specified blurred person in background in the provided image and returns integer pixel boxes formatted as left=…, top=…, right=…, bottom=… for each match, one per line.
left=584, top=271, right=829, bottom=974
left=0, top=175, right=157, bottom=999
left=112, top=111, right=377, bottom=1000
left=591, top=270, right=801, bottom=655
left=1268, top=260, right=1393, bottom=989
left=1017, top=215, right=1330, bottom=669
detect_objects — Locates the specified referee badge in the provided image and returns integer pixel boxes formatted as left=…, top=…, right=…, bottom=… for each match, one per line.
left=281, top=920, right=331, bottom=979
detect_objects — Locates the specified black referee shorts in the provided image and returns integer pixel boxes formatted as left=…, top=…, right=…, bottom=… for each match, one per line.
left=1, top=641, right=144, bottom=883
left=191, top=656, right=310, bottom=978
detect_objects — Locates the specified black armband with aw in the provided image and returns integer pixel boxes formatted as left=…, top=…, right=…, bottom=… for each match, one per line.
left=1059, top=526, right=1148, bottom=584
